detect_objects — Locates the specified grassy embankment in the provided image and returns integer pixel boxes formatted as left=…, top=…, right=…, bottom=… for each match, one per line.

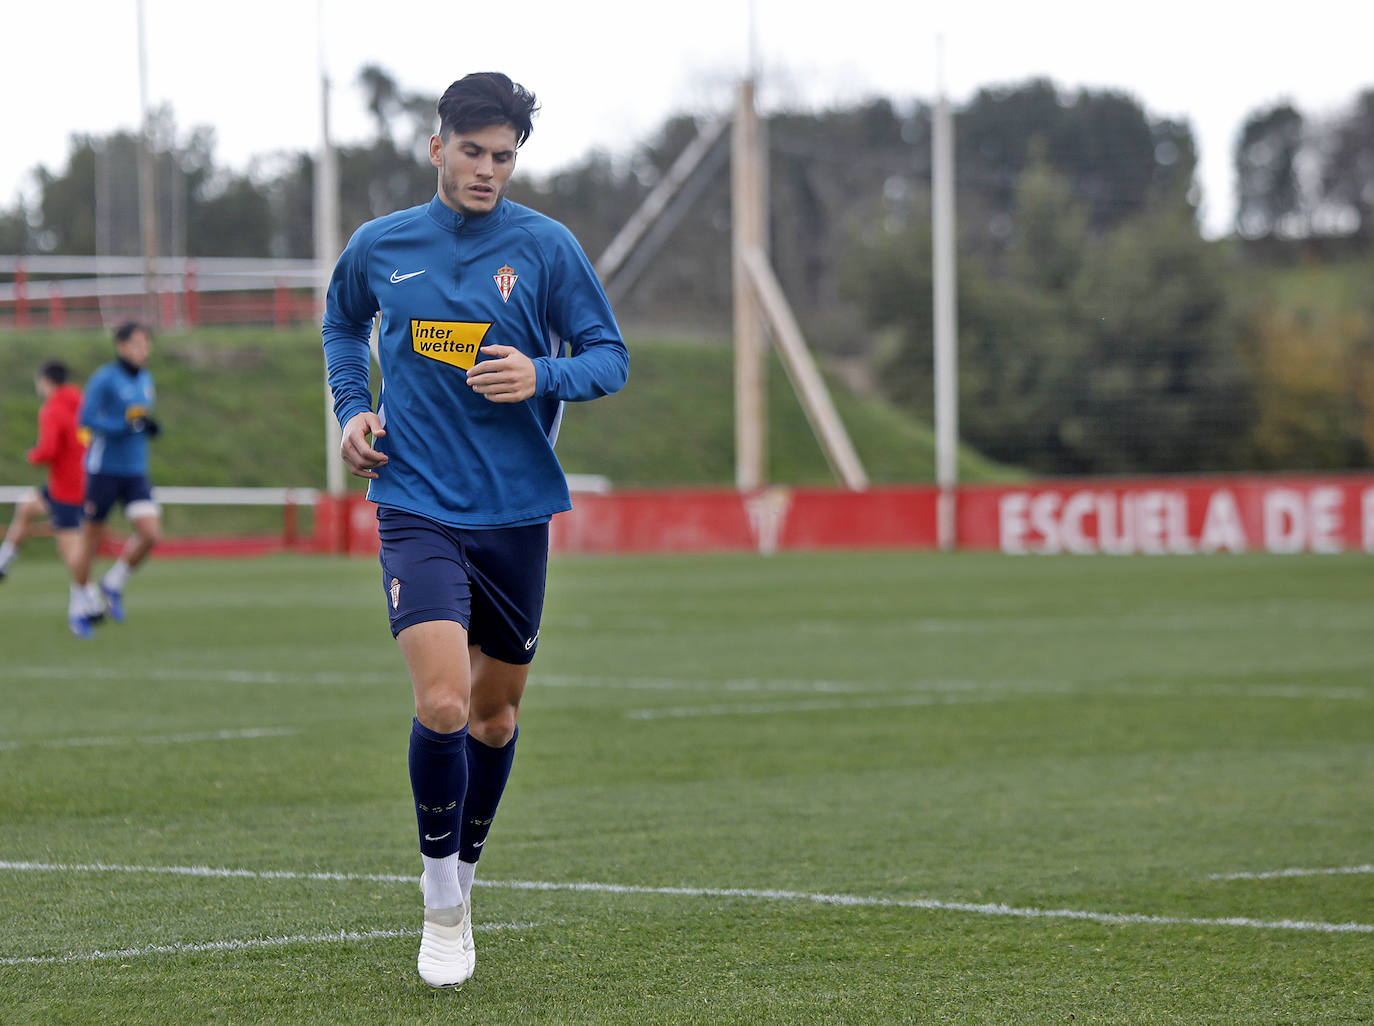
left=0, top=328, right=1017, bottom=538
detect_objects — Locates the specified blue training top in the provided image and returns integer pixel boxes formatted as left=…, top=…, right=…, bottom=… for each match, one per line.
left=80, top=359, right=157, bottom=477
left=322, top=195, right=629, bottom=529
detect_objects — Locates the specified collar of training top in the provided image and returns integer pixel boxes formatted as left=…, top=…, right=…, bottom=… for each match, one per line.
left=426, top=193, right=512, bottom=235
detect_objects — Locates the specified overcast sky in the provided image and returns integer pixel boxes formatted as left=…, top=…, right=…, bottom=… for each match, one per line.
left=3, top=0, right=1371, bottom=239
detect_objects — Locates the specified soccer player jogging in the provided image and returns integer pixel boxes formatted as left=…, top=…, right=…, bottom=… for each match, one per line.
left=0, top=360, right=95, bottom=637
left=322, top=72, right=628, bottom=989
left=73, top=321, right=163, bottom=633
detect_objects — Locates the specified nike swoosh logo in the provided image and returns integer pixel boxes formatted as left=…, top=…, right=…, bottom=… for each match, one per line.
left=472, top=839, right=486, bottom=849
left=391, top=269, right=426, bottom=283
left=523, top=632, right=539, bottom=651
left=424, top=831, right=452, bottom=842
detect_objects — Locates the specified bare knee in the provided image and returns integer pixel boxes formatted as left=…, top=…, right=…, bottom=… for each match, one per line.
left=468, top=707, right=518, bottom=747
left=399, top=621, right=474, bottom=735
left=415, top=690, right=470, bottom=734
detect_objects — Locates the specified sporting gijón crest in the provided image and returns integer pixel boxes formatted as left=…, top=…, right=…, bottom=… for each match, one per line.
left=493, top=265, right=518, bottom=303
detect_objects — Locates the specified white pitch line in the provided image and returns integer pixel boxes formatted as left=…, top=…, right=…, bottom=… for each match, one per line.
left=1210, top=864, right=1374, bottom=881
left=1, top=861, right=1369, bottom=937
left=480, top=880, right=1374, bottom=935
left=0, top=728, right=298, bottom=752
left=7, top=665, right=398, bottom=687
left=621, top=678, right=1372, bottom=719
left=627, top=693, right=1007, bottom=720
left=11, top=665, right=1370, bottom=703
left=0, top=861, right=417, bottom=884
left=0, top=922, right=536, bottom=967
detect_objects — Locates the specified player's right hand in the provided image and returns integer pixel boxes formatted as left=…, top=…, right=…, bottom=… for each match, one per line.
left=341, top=411, right=388, bottom=479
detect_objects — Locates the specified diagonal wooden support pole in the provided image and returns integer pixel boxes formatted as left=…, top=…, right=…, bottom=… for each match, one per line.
left=741, top=246, right=869, bottom=490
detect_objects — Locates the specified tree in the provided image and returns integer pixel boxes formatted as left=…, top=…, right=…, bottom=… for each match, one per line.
left=341, top=65, right=440, bottom=226
left=956, top=158, right=1091, bottom=468
left=1006, top=149, right=1090, bottom=292
left=839, top=192, right=935, bottom=414
left=844, top=141, right=1254, bottom=475
left=955, top=79, right=1200, bottom=251
left=0, top=203, right=29, bottom=253
left=1236, top=300, right=1374, bottom=468
left=1319, top=88, right=1374, bottom=239
left=36, top=135, right=102, bottom=254
left=188, top=173, right=274, bottom=258
left=1234, top=103, right=1305, bottom=238
left=357, top=64, right=436, bottom=155
left=1066, top=208, right=1253, bottom=472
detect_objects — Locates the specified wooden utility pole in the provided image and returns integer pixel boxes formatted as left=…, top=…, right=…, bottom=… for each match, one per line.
left=605, top=64, right=866, bottom=492
left=731, top=78, right=767, bottom=490
left=730, top=76, right=868, bottom=492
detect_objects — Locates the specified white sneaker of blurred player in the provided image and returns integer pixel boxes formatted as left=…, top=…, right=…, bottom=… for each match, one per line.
left=82, top=583, right=106, bottom=623
left=100, top=581, right=125, bottom=623
left=100, top=561, right=132, bottom=622
left=67, top=610, right=94, bottom=639
left=67, top=585, right=95, bottom=639
left=417, top=872, right=475, bottom=988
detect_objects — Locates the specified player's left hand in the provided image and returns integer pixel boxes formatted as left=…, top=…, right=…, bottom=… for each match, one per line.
left=467, top=345, right=537, bottom=403
left=131, top=415, right=161, bottom=438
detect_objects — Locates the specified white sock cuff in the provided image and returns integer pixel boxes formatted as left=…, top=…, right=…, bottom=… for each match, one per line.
left=104, top=560, right=132, bottom=591
left=421, top=853, right=462, bottom=909
left=456, top=859, right=477, bottom=903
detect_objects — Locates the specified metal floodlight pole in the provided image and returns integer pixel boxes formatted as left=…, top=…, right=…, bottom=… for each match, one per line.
left=136, top=0, right=158, bottom=326
left=932, top=46, right=960, bottom=550
left=315, top=6, right=345, bottom=497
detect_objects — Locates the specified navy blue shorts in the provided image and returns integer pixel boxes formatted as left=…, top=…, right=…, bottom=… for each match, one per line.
left=84, top=473, right=156, bottom=523
left=40, top=487, right=84, bottom=530
left=376, top=507, right=549, bottom=665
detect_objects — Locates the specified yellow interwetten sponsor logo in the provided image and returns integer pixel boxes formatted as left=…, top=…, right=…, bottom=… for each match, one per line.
left=410, top=320, right=492, bottom=370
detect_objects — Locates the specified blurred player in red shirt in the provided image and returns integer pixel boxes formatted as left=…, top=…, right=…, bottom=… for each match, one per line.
left=0, top=359, right=99, bottom=637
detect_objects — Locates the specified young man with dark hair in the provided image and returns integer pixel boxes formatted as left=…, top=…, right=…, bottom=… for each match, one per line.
left=323, top=72, right=628, bottom=989
left=73, top=321, right=162, bottom=632
left=0, top=360, right=96, bottom=637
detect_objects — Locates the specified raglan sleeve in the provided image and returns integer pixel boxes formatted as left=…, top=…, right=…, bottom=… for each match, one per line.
left=78, top=369, right=129, bottom=436
left=531, top=228, right=629, bottom=403
left=26, top=401, right=62, bottom=466
left=321, top=227, right=380, bottom=429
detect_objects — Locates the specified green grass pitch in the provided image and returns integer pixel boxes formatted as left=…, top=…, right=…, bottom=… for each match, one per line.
left=1, top=550, right=1371, bottom=1024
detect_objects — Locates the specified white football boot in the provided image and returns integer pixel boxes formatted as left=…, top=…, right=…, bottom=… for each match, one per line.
left=417, top=873, right=475, bottom=988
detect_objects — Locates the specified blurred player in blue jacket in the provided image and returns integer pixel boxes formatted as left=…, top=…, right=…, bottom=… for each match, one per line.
left=323, top=71, right=628, bottom=988
left=74, top=321, right=162, bottom=633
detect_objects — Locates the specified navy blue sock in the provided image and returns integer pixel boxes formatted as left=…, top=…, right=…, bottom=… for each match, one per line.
left=460, top=726, right=518, bottom=863
left=408, top=717, right=468, bottom=858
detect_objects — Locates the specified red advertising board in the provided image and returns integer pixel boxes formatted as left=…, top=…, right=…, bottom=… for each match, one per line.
left=963, top=475, right=1374, bottom=555
left=315, top=474, right=1374, bottom=556
left=550, top=485, right=943, bottom=554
